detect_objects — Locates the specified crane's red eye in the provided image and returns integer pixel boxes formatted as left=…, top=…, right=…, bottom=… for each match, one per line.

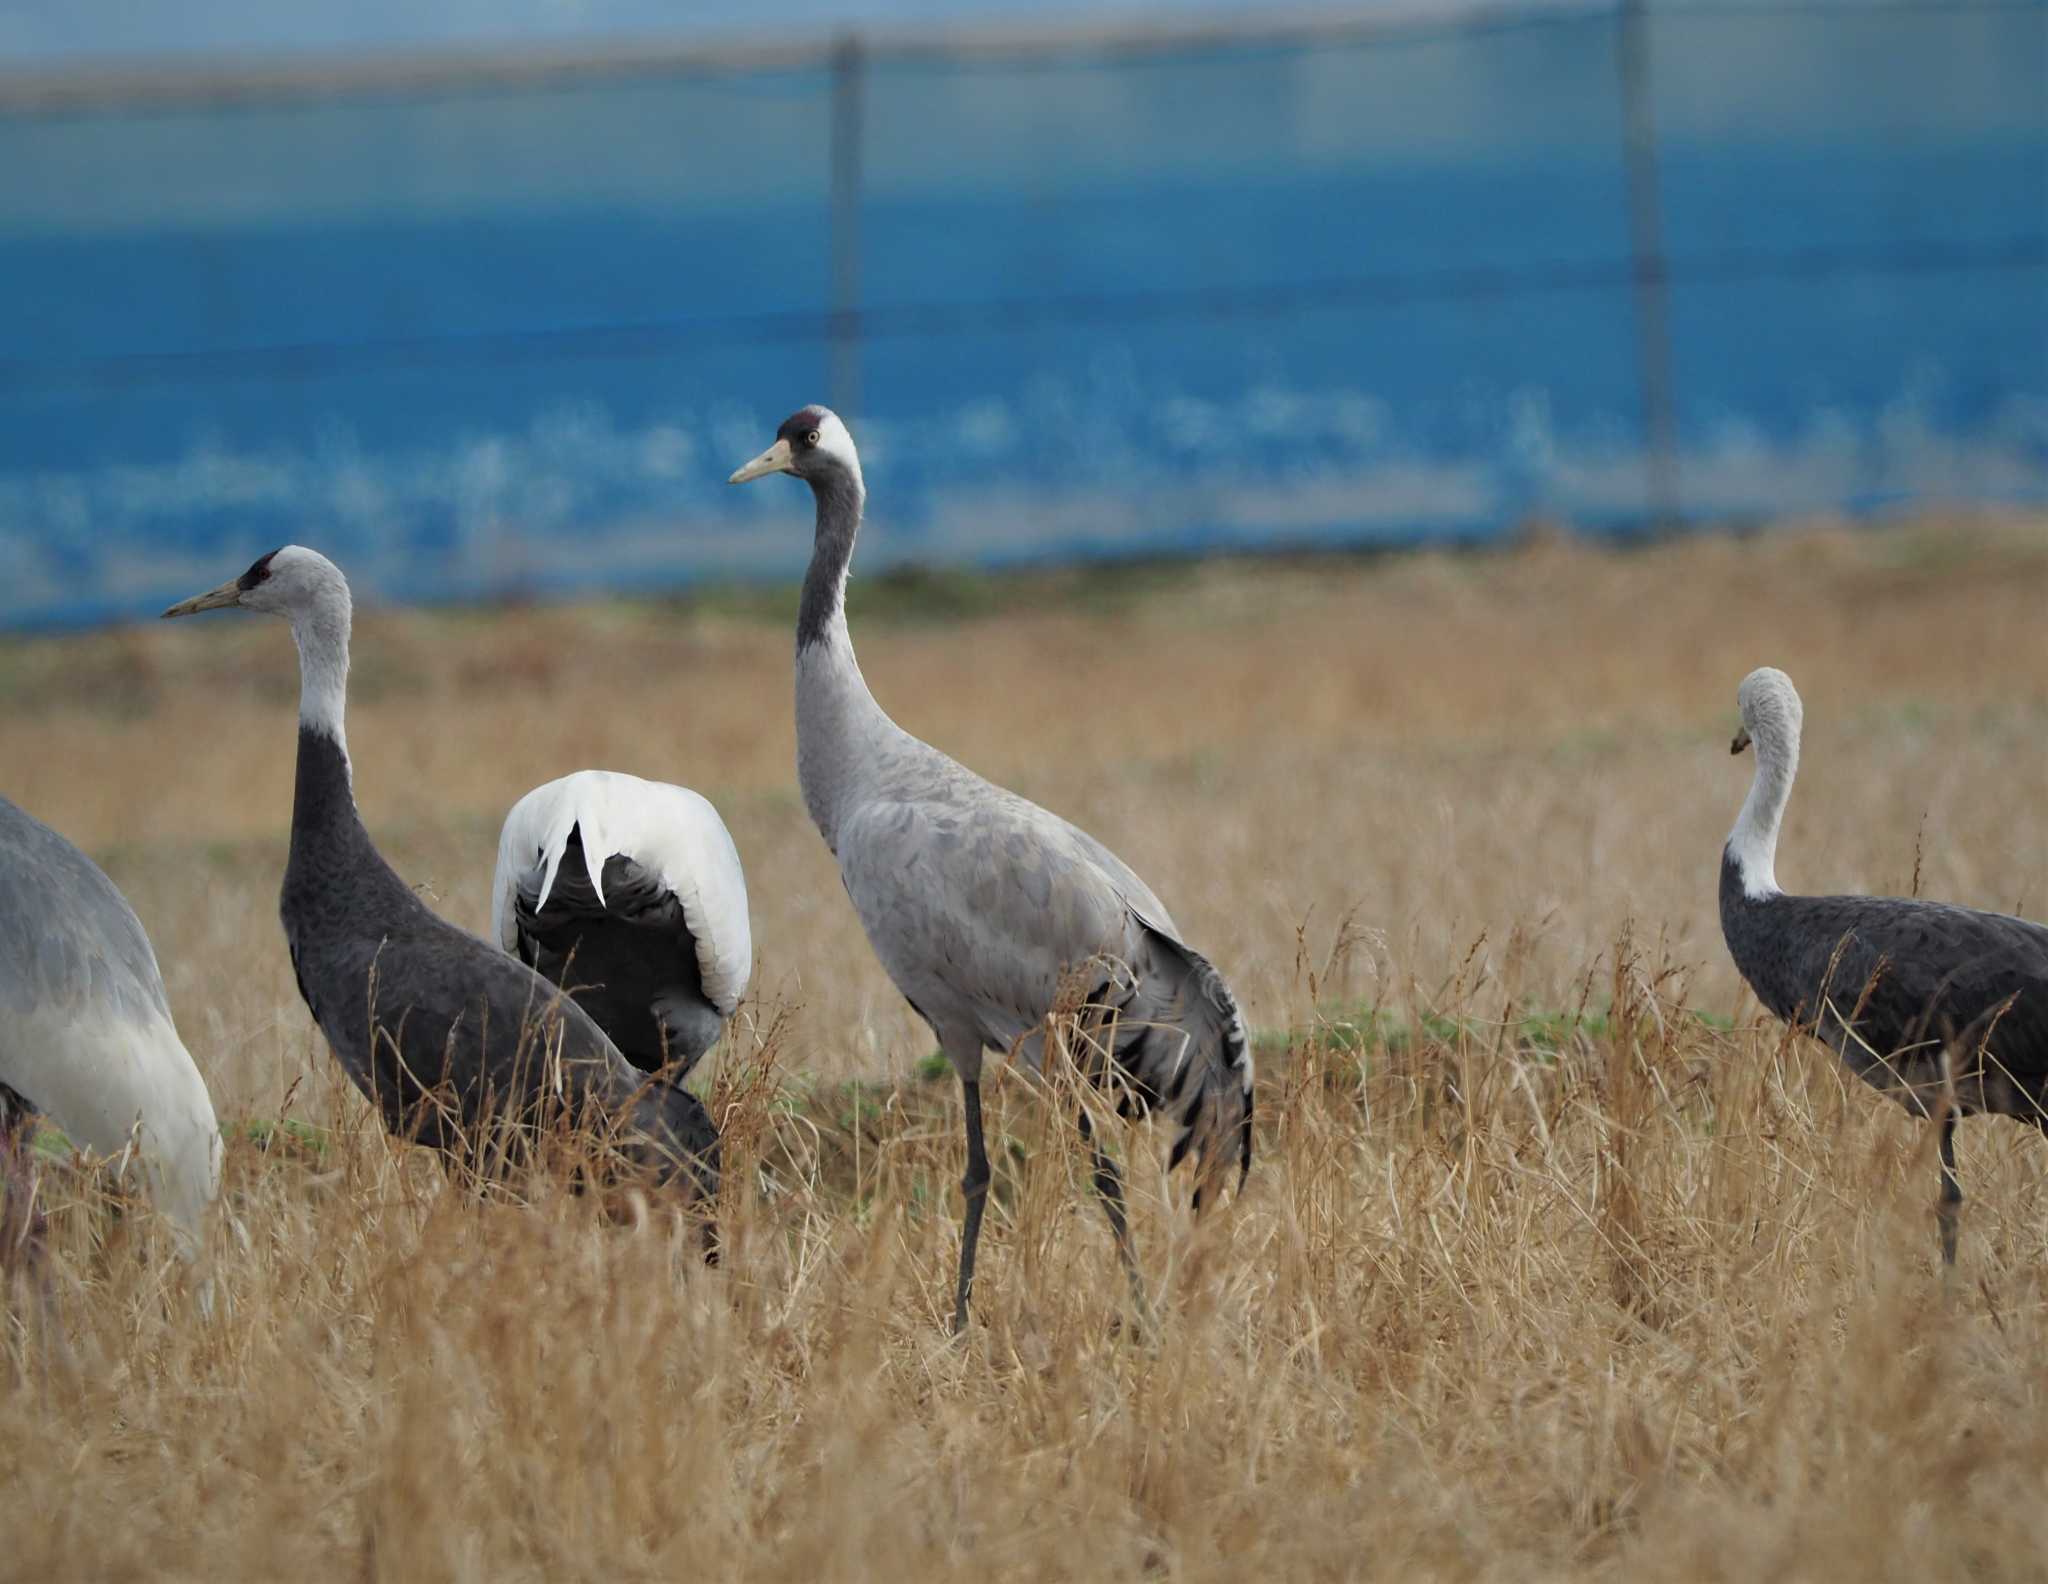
left=806, top=429, right=821, bottom=446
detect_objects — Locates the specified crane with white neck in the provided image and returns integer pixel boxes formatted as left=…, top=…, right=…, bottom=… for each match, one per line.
left=163, top=548, right=720, bottom=1216
left=730, top=405, right=1254, bottom=1332
left=1720, top=665, right=2048, bottom=1264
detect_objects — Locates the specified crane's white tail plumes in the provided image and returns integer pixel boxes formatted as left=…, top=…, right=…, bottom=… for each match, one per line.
left=493, top=789, right=598, bottom=946
left=492, top=771, right=753, bottom=1016
left=1077, top=919, right=1255, bottom=1211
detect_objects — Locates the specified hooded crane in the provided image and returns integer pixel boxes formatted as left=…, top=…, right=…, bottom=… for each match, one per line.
left=0, top=795, right=220, bottom=1269
left=730, top=405, right=1253, bottom=1331
left=492, top=770, right=751, bottom=1081
left=1720, top=666, right=2048, bottom=1263
left=162, top=548, right=719, bottom=1211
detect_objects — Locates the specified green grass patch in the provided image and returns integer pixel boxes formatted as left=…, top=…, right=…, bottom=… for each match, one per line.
left=1255, top=1001, right=1743, bottom=1064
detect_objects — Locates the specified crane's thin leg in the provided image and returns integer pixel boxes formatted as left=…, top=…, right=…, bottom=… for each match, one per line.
left=0, top=1082, right=69, bottom=1387
left=1077, top=1108, right=1149, bottom=1325
left=1936, top=1113, right=1963, bottom=1268
left=952, top=1078, right=991, bottom=1334
left=0, top=1085, right=45, bottom=1275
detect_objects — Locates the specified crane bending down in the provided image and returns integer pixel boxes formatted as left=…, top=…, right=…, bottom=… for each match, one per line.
left=1719, top=666, right=2048, bottom=1264
left=493, top=770, right=751, bottom=1082
left=731, top=405, right=1253, bottom=1331
left=163, top=549, right=719, bottom=1214
left=0, top=795, right=221, bottom=1271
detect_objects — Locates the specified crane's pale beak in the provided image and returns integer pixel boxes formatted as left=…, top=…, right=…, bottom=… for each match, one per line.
left=161, top=579, right=242, bottom=619
left=1730, top=726, right=1751, bottom=755
left=728, top=437, right=794, bottom=485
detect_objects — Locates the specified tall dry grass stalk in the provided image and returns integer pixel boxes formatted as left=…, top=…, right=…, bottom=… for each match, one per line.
left=0, top=516, right=2042, bottom=1576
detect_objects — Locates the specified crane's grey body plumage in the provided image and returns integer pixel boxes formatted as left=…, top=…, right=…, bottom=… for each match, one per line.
left=164, top=548, right=718, bottom=1208
left=0, top=793, right=221, bottom=1263
left=0, top=796, right=178, bottom=1031
left=1718, top=666, right=2048, bottom=1263
left=734, top=406, right=1253, bottom=1330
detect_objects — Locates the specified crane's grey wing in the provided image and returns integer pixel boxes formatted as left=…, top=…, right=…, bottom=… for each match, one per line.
left=0, top=797, right=221, bottom=1249
left=0, top=796, right=173, bottom=1026
left=836, top=792, right=1142, bottom=1056
left=836, top=790, right=1253, bottom=1199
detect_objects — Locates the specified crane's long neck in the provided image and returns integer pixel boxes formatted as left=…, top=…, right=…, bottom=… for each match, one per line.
left=285, top=589, right=374, bottom=877
left=794, top=468, right=897, bottom=851
left=1727, top=721, right=1797, bottom=900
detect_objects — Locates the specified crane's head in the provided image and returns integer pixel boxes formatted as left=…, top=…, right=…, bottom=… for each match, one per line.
left=727, top=405, right=862, bottom=493
left=161, top=545, right=349, bottom=623
left=1731, top=665, right=1802, bottom=757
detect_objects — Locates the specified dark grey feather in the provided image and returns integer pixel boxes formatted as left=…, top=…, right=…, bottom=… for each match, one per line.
left=284, top=730, right=718, bottom=1198
left=1721, top=849, right=2048, bottom=1126
left=510, top=824, right=726, bottom=1078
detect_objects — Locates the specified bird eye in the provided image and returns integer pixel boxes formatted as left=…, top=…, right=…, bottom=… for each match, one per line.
left=806, top=429, right=821, bottom=446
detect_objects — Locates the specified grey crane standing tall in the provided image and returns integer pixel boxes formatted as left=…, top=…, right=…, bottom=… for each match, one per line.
left=730, top=405, right=1254, bottom=1331
left=162, top=548, right=719, bottom=1213
left=0, top=795, right=220, bottom=1272
left=1719, top=666, right=2048, bottom=1263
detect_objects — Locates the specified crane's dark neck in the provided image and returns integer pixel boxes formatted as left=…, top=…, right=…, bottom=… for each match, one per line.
left=290, top=727, right=368, bottom=857
left=282, top=721, right=389, bottom=909
left=282, top=591, right=369, bottom=869
left=1719, top=846, right=1800, bottom=1026
left=790, top=462, right=901, bottom=851
left=796, top=468, right=865, bottom=653
left=281, top=628, right=415, bottom=930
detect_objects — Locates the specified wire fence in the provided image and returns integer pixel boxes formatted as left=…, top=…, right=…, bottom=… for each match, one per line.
left=0, top=0, right=2042, bottom=627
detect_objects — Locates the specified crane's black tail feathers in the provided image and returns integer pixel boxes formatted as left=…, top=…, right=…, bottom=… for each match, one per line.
left=1080, top=921, right=1255, bottom=1212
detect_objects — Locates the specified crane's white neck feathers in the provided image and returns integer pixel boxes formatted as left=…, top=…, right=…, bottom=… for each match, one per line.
left=288, top=586, right=352, bottom=754
left=242, top=546, right=355, bottom=768
left=1727, top=669, right=1803, bottom=901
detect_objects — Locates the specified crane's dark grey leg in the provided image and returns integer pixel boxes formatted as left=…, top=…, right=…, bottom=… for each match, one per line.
left=952, top=1077, right=991, bottom=1333
left=1077, top=1107, right=1148, bottom=1321
left=1936, top=1113, right=1963, bottom=1268
left=0, top=1084, right=46, bottom=1274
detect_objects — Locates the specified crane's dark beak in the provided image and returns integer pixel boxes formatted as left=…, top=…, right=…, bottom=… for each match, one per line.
left=1730, top=726, right=1751, bottom=755
left=161, top=579, right=242, bottom=619
left=728, top=437, right=794, bottom=485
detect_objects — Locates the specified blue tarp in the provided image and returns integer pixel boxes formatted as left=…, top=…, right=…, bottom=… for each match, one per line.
left=1, top=2, right=2042, bottom=627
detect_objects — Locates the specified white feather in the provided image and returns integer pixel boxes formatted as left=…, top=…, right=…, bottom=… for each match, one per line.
left=6, top=1002, right=221, bottom=1259
left=492, top=769, right=752, bottom=1014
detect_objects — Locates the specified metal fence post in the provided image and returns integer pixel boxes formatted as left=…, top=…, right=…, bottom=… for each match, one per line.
left=1616, top=0, right=1681, bottom=530
left=829, top=32, right=865, bottom=420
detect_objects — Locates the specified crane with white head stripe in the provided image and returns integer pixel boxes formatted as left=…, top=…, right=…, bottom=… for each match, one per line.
left=730, top=405, right=1254, bottom=1332
left=163, top=547, right=720, bottom=1218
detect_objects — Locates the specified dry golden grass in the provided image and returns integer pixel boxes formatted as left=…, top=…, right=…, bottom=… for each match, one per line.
left=1, top=513, right=2046, bottom=1579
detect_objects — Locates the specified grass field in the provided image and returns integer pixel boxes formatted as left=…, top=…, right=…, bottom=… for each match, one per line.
left=2, top=514, right=2046, bottom=1579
